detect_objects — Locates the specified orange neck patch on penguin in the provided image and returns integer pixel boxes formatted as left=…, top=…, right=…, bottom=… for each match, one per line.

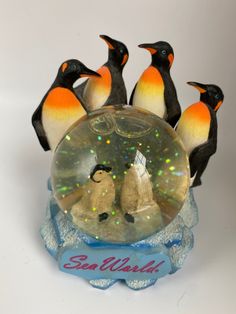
left=44, top=87, right=82, bottom=110
left=176, top=101, right=212, bottom=155
left=184, top=101, right=211, bottom=123
left=94, top=66, right=112, bottom=87
left=168, top=53, right=174, bottom=67
left=139, top=66, right=164, bottom=85
left=214, top=100, right=223, bottom=112
left=121, top=53, right=128, bottom=66
left=83, top=66, right=112, bottom=111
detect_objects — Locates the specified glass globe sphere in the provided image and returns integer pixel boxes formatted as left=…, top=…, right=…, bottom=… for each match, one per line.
left=51, top=106, right=190, bottom=244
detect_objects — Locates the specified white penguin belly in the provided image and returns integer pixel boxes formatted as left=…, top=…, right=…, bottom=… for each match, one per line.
left=133, top=85, right=166, bottom=117
left=83, top=81, right=110, bottom=110
left=177, top=127, right=209, bottom=156
left=43, top=114, right=80, bottom=151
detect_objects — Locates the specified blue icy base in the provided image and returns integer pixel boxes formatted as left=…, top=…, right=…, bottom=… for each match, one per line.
left=41, top=186, right=198, bottom=290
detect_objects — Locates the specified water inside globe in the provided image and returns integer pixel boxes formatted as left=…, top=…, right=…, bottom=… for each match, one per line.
left=51, top=106, right=190, bottom=244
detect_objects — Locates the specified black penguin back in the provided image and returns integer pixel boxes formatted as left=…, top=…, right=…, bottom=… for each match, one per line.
left=158, top=66, right=181, bottom=127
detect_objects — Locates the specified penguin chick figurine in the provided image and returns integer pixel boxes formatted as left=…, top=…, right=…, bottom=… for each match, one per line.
left=32, top=59, right=100, bottom=151
left=71, top=164, right=115, bottom=222
left=130, top=41, right=181, bottom=127
left=176, top=82, right=224, bottom=187
left=74, top=35, right=129, bottom=111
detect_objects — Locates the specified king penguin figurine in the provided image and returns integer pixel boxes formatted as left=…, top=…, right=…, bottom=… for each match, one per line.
left=75, top=35, right=129, bottom=111
left=176, top=81, right=224, bottom=187
left=130, top=41, right=181, bottom=128
left=32, top=59, right=100, bottom=151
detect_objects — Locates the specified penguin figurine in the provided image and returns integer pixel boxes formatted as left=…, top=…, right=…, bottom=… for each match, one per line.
left=32, top=59, right=100, bottom=151
left=74, top=35, right=129, bottom=111
left=130, top=41, right=181, bottom=127
left=71, top=164, right=115, bottom=222
left=176, top=81, right=224, bottom=187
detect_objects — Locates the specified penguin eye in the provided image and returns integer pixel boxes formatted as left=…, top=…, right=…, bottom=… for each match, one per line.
left=215, top=94, right=220, bottom=100
left=161, top=49, right=167, bottom=55
left=120, top=49, right=124, bottom=54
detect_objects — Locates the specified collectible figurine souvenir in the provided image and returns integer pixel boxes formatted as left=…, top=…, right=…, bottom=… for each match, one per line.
left=75, top=35, right=129, bottom=111
left=32, top=59, right=100, bottom=151
left=176, top=82, right=224, bottom=187
left=130, top=41, right=181, bottom=127
left=33, top=36, right=224, bottom=290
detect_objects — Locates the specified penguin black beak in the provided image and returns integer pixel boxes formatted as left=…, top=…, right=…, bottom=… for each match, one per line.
left=138, top=43, right=157, bottom=55
left=80, top=66, right=101, bottom=78
left=187, top=81, right=207, bottom=93
left=99, top=34, right=116, bottom=50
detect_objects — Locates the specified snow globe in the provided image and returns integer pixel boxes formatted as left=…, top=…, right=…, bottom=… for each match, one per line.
left=33, top=35, right=221, bottom=290
left=41, top=105, right=198, bottom=290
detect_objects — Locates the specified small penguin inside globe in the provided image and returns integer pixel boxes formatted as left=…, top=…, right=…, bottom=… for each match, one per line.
left=71, top=164, right=115, bottom=223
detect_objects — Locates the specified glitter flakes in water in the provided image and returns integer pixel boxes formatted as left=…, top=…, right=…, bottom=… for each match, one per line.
left=57, top=186, right=72, bottom=193
left=51, top=106, right=189, bottom=244
left=157, top=170, right=163, bottom=176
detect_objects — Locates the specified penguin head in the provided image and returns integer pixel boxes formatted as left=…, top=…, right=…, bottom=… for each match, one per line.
left=57, top=59, right=100, bottom=85
left=100, top=35, right=129, bottom=69
left=187, top=82, right=224, bottom=112
left=90, top=164, right=112, bottom=183
left=139, top=41, right=174, bottom=69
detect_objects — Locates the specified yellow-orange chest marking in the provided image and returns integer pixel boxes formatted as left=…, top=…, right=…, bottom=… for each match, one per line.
left=43, top=87, right=85, bottom=120
left=176, top=102, right=211, bottom=155
left=133, top=66, right=166, bottom=118
left=83, top=66, right=112, bottom=111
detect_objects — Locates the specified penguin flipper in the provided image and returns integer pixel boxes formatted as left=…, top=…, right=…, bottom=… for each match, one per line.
left=102, top=67, right=127, bottom=106
left=191, top=159, right=210, bottom=187
left=164, top=89, right=181, bottom=128
left=129, top=83, right=137, bottom=106
left=32, top=106, right=50, bottom=151
left=74, top=79, right=88, bottom=98
left=189, top=140, right=216, bottom=178
left=167, top=107, right=181, bottom=128
left=104, top=76, right=127, bottom=106
left=162, top=72, right=181, bottom=128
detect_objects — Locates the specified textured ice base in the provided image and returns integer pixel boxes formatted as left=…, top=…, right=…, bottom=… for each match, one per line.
left=40, top=187, right=198, bottom=290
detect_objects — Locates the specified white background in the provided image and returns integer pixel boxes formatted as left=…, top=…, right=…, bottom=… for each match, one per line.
left=0, top=0, right=236, bottom=313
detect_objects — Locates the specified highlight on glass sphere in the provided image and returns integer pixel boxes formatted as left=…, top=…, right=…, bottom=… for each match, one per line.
left=51, top=106, right=190, bottom=244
